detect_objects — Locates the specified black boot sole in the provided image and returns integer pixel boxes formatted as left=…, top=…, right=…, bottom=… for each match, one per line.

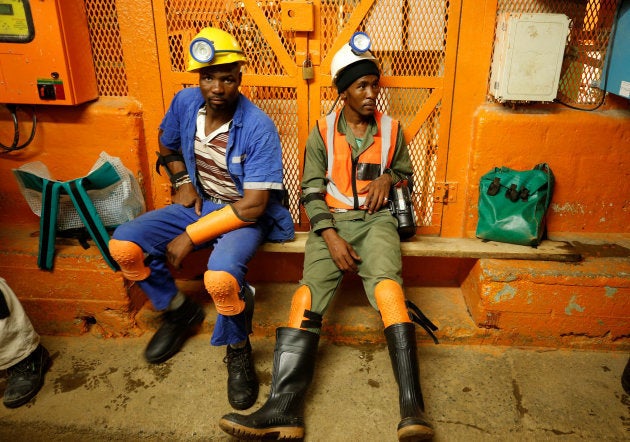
left=398, top=419, right=434, bottom=441
left=218, top=418, right=304, bottom=440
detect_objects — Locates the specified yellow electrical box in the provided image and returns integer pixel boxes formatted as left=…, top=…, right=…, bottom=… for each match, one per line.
left=0, top=0, right=98, bottom=105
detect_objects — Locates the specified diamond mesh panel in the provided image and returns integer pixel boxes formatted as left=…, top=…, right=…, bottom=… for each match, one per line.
left=318, top=0, right=451, bottom=228
left=406, top=100, right=441, bottom=227
left=363, top=0, right=448, bottom=77
left=160, top=0, right=301, bottom=222
left=84, top=0, right=128, bottom=96
left=319, top=0, right=360, bottom=56
left=163, top=0, right=296, bottom=75
left=241, top=86, right=301, bottom=221
left=492, top=0, right=620, bottom=107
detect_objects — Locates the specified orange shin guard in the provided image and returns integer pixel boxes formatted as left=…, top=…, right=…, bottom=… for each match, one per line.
left=204, top=270, right=244, bottom=316
left=186, top=205, right=254, bottom=245
left=108, top=239, right=150, bottom=281
left=287, top=285, right=313, bottom=329
left=375, top=279, right=411, bottom=328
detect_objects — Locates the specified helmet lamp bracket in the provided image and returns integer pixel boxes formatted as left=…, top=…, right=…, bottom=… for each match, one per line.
left=349, top=32, right=371, bottom=55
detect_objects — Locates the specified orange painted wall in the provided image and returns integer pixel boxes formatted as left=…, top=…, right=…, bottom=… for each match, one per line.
left=0, top=0, right=628, bottom=328
left=2, top=0, right=627, bottom=240
left=441, top=2, right=630, bottom=238
left=0, top=98, right=150, bottom=225
left=464, top=103, right=630, bottom=236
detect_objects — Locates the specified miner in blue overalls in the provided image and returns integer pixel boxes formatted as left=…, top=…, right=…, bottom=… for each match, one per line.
left=109, top=27, right=294, bottom=411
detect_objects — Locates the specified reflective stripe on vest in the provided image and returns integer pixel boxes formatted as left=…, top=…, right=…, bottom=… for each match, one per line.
left=320, top=111, right=397, bottom=209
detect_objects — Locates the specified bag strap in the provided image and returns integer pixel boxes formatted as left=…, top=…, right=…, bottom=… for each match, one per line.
left=406, top=300, right=439, bottom=344
left=60, top=178, right=120, bottom=271
left=485, top=166, right=553, bottom=205
left=38, top=179, right=61, bottom=270
left=533, top=163, right=555, bottom=209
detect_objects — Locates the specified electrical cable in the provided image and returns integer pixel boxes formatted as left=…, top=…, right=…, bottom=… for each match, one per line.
left=326, top=95, right=341, bottom=116
left=0, top=104, right=37, bottom=153
left=554, top=3, right=622, bottom=112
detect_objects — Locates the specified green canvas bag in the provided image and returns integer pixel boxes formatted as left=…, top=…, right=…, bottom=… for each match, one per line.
left=476, top=163, right=554, bottom=246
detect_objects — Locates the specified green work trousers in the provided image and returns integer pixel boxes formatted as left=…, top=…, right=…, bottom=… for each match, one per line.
left=301, top=209, right=403, bottom=315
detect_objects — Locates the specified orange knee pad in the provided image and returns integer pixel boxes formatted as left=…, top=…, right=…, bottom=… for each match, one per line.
left=287, top=285, right=322, bottom=330
left=108, top=239, right=150, bottom=281
left=375, top=279, right=411, bottom=328
left=204, top=270, right=244, bottom=316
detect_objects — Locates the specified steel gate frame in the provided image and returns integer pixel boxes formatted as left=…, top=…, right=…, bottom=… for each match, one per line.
left=152, top=0, right=461, bottom=235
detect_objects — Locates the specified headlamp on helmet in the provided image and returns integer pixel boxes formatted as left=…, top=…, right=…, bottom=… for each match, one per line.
left=349, top=32, right=371, bottom=55
left=190, top=37, right=216, bottom=64
left=330, top=32, right=379, bottom=93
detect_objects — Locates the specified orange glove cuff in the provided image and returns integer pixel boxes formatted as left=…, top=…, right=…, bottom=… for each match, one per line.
left=186, top=205, right=254, bottom=245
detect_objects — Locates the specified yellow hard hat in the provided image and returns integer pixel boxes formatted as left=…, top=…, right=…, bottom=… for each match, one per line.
left=187, top=27, right=247, bottom=72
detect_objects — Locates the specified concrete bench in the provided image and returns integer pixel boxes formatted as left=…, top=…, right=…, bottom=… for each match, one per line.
left=259, top=231, right=582, bottom=262
left=0, top=223, right=586, bottom=339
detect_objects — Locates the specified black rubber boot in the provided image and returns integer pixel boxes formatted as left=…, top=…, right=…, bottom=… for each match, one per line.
left=219, top=327, right=320, bottom=440
left=225, top=285, right=258, bottom=410
left=385, top=322, right=434, bottom=442
left=3, top=344, right=51, bottom=408
left=144, top=297, right=205, bottom=364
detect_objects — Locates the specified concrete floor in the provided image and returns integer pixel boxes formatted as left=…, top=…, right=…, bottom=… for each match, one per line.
left=1, top=331, right=629, bottom=442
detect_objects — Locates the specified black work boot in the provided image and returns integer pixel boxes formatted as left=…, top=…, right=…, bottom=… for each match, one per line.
left=219, top=327, right=320, bottom=440
left=223, top=284, right=258, bottom=410
left=144, top=297, right=205, bottom=364
left=3, top=344, right=51, bottom=408
left=622, top=356, right=630, bottom=395
left=225, top=339, right=258, bottom=410
left=385, top=322, right=434, bottom=442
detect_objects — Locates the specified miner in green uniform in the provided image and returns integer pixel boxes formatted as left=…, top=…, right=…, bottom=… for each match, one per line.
left=219, top=33, right=437, bottom=441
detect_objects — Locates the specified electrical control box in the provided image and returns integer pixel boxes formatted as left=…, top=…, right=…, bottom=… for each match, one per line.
left=490, top=13, right=570, bottom=102
left=0, top=0, right=98, bottom=105
left=603, top=0, right=630, bottom=99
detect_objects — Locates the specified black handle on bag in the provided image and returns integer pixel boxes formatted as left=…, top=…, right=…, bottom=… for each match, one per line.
left=506, top=184, right=520, bottom=202
left=487, top=177, right=501, bottom=196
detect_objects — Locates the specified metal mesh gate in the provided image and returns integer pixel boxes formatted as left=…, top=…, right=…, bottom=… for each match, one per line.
left=81, top=0, right=621, bottom=232
left=316, top=0, right=455, bottom=231
left=150, top=0, right=459, bottom=233
left=84, top=0, right=128, bottom=97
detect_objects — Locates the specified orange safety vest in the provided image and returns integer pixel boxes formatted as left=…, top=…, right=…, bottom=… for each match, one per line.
left=319, top=110, right=398, bottom=210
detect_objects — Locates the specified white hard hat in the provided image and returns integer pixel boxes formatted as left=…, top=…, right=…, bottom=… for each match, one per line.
left=330, top=32, right=379, bottom=92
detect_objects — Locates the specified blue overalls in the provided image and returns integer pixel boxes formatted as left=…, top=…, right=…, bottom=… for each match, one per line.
left=113, top=88, right=294, bottom=345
